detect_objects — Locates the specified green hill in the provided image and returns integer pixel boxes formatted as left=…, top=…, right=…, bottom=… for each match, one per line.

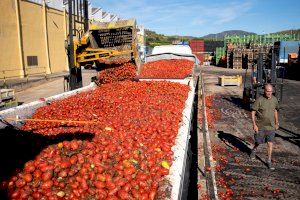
left=272, top=29, right=300, bottom=37
left=145, top=29, right=300, bottom=48
left=145, top=30, right=200, bottom=47
left=201, top=30, right=257, bottom=39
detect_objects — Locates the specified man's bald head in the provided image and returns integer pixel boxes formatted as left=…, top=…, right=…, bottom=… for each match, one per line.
left=264, top=84, right=273, bottom=99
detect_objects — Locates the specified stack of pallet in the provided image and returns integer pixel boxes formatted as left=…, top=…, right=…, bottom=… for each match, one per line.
left=226, top=43, right=273, bottom=69
left=216, top=47, right=226, bottom=66
left=243, top=48, right=254, bottom=69
left=233, top=45, right=242, bottom=69
left=226, top=43, right=235, bottom=68
left=0, top=89, right=17, bottom=109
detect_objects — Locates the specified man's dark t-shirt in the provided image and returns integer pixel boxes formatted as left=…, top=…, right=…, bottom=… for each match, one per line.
left=252, top=95, right=279, bottom=131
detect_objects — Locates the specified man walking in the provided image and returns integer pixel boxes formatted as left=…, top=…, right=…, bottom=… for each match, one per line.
left=250, top=84, right=279, bottom=170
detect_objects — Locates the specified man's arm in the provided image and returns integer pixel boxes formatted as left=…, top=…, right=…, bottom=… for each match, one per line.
left=274, top=98, right=279, bottom=130
left=251, top=111, right=258, bottom=133
left=275, top=110, right=279, bottom=130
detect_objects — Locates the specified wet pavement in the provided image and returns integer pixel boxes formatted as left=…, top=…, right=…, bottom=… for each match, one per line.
left=202, top=66, right=300, bottom=199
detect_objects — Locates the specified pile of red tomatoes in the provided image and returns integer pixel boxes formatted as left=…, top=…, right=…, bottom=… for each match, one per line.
left=98, top=62, right=136, bottom=84
left=140, top=59, right=194, bottom=79
left=4, top=81, right=189, bottom=199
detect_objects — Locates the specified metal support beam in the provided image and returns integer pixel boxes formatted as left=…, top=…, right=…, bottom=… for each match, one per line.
left=68, top=0, right=83, bottom=90
left=271, top=47, right=276, bottom=84
left=256, top=53, right=263, bottom=98
left=257, top=53, right=263, bottom=84
left=83, top=0, right=89, bottom=32
left=63, top=7, right=69, bottom=71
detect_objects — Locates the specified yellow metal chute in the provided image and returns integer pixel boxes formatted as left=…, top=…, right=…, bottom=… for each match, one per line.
left=73, top=19, right=140, bottom=68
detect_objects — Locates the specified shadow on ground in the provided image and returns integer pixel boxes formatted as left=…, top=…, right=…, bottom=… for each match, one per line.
left=0, top=126, right=94, bottom=199
left=222, top=96, right=244, bottom=109
left=217, top=131, right=251, bottom=154
left=276, top=126, right=300, bottom=148
left=217, top=131, right=270, bottom=167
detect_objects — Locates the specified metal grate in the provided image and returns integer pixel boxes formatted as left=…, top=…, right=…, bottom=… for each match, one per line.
left=27, top=56, right=38, bottom=67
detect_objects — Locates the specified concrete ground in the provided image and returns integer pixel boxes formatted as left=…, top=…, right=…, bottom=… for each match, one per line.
left=202, top=65, right=300, bottom=199
left=15, top=70, right=97, bottom=104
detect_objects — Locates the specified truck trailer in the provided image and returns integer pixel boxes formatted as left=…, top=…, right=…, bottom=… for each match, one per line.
left=0, top=48, right=200, bottom=199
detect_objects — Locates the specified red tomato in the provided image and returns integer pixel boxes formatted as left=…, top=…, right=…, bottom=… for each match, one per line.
left=15, top=179, right=26, bottom=188
left=106, top=181, right=116, bottom=190
left=149, top=189, right=156, bottom=200
left=118, top=189, right=130, bottom=199
left=123, top=167, right=135, bottom=176
left=42, top=171, right=53, bottom=181
left=94, top=181, right=105, bottom=189
left=41, top=180, right=53, bottom=190
left=23, top=174, right=33, bottom=182
left=24, top=162, right=35, bottom=173
left=136, top=173, right=148, bottom=181
left=10, top=189, right=21, bottom=198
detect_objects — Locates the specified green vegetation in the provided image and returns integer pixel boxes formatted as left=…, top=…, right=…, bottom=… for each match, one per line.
left=202, top=30, right=257, bottom=40
left=273, top=29, right=300, bottom=36
left=145, top=29, right=200, bottom=47
left=145, top=29, right=300, bottom=48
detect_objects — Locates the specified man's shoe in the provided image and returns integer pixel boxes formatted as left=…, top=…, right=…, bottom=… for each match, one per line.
left=267, top=160, right=275, bottom=170
left=250, top=150, right=256, bottom=160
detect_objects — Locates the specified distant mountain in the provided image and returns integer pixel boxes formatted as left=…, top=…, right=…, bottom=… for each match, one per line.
left=272, top=29, right=300, bottom=36
left=202, top=30, right=257, bottom=39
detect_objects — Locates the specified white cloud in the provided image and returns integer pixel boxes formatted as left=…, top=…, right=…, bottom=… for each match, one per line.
left=208, top=1, right=253, bottom=25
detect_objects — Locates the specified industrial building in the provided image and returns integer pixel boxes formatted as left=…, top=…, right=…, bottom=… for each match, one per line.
left=0, top=0, right=134, bottom=81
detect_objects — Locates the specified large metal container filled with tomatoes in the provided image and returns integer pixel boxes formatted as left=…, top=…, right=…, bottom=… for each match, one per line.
left=0, top=56, right=199, bottom=199
left=138, top=44, right=200, bottom=86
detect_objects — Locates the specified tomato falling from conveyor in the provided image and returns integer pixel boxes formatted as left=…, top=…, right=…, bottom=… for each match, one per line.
left=66, top=0, right=140, bottom=90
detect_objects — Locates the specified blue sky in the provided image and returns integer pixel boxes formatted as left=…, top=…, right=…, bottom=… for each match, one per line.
left=90, top=0, right=300, bottom=37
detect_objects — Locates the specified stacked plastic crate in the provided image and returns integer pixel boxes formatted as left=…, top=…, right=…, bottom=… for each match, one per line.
left=216, top=47, right=225, bottom=66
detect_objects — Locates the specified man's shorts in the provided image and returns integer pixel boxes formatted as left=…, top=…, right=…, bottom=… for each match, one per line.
left=254, top=130, right=276, bottom=144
